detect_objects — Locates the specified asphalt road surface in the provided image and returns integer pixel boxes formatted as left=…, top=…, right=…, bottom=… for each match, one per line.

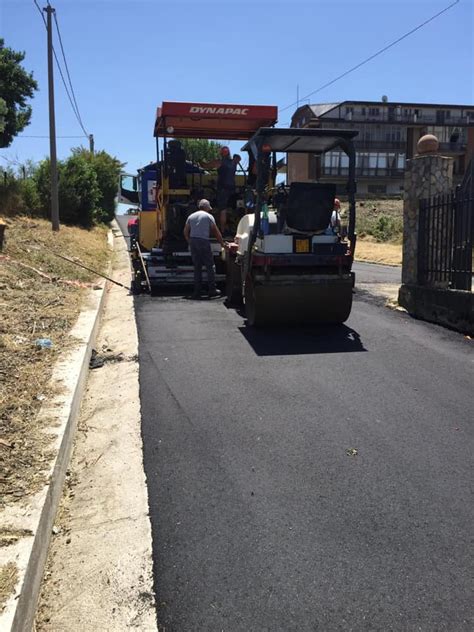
left=135, top=298, right=472, bottom=631
left=117, top=214, right=472, bottom=630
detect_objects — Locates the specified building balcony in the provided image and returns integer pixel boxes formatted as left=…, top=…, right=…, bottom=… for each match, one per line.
left=437, top=141, right=467, bottom=153
left=354, top=140, right=407, bottom=152
left=322, top=167, right=405, bottom=179
left=329, top=113, right=471, bottom=126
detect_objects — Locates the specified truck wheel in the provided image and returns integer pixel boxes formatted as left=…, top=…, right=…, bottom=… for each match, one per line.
left=226, top=257, right=243, bottom=305
left=244, top=276, right=261, bottom=326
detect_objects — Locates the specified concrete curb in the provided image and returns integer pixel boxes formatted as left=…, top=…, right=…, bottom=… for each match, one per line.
left=0, top=230, right=114, bottom=632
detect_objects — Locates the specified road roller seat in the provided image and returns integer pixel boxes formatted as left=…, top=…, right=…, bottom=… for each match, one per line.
left=286, top=182, right=336, bottom=232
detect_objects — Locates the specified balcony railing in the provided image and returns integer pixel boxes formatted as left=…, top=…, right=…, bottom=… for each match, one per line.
left=438, top=141, right=467, bottom=153
left=322, top=167, right=405, bottom=178
left=354, top=140, right=407, bottom=152
left=328, top=113, right=472, bottom=126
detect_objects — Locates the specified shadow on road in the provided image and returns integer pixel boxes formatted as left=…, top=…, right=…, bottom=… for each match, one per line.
left=238, top=323, right=367, bottom=356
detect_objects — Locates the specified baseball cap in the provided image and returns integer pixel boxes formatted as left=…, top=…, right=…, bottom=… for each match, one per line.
left=198, top=199, right=212, bottom=210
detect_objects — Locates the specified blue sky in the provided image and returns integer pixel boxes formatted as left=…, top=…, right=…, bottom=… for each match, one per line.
left=2, top=0, right=473, bottom=176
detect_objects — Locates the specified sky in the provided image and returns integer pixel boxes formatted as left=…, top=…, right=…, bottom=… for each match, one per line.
left=1, top=0, right=473, bottom=179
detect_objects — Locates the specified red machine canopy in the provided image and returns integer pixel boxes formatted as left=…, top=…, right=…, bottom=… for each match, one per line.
left=154, top=101, right=278, bottom=140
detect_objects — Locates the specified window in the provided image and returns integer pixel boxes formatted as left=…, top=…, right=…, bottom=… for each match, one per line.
left=345, top=106, right=354, bottom=115
left=368, top=107, right=380, bottom=116
left=361, top=107, right=366, bottom=115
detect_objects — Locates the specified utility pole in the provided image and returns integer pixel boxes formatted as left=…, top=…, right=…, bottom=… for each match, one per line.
left=44, top=3, right=60, bottom=231
left=89, top=134, right=94, bottom=154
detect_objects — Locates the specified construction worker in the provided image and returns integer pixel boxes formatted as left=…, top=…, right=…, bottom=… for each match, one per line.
left=330, top=198, right=342, bottom=232
left=183, top=199, right=228, bottom=299
left=202, top=147, right=240, bottom=233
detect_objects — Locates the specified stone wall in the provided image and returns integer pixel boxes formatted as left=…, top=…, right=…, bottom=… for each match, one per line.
left=401, top=154, right=453, bottom=285
left=399, top=285, right=473, bottom=335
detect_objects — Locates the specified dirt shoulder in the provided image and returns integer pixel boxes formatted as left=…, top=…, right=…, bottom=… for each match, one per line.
left=0, top=216, right=109, bottom=512
left=35, top=224, right=157, bottom=631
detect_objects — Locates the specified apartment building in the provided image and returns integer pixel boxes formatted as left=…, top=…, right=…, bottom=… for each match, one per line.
left=289, top=100, right=474, bottom=195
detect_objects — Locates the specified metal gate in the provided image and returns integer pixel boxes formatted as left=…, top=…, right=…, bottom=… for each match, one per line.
left=418, top=160, right=473, bottom=290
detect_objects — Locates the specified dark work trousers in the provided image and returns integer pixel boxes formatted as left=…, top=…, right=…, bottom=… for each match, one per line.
left=189, top=237, right=216, bottom=294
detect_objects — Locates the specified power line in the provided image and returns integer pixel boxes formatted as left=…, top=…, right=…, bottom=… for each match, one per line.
left=279, top=0, right=460, bottom=114
left=32, top=0, right=89, bottom=137
left=17, top=135, right=85, bottom=138
left=52, top=9, right=88, bottom=137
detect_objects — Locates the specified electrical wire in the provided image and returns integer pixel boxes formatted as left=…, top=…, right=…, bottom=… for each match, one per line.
left=17, top=135, right=85, bottom=138
left=52, top=10, right=89, bottom=137
left=32, top=0, right=90, bottom=138
left=279, top=0, right=460, bottom=114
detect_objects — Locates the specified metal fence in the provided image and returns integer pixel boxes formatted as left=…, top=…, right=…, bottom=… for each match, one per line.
left=418, top=161, right=473, bottom=291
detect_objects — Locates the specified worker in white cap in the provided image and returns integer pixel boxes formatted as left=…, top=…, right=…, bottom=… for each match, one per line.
left=184, top=199, right=228, bottom=299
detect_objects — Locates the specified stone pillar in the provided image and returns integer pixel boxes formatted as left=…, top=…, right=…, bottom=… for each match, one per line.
left=401, top=135, right=454, bottom=285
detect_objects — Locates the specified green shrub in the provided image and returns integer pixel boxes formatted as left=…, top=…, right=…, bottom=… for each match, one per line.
left=356, top=212, right=403, bottom=242
left=71, top=149, right=122, bottom=223
left=3, top=148, right=121, bottom=226
left=18, top=178, right=41, bottom=214
left=371, top=214, right=403, bottom=242
left=0, top=170, right=40, bottom=216
left=36, top=155, right=100, bottom=227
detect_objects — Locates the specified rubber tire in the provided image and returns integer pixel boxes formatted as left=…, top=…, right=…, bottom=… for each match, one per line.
left=226, top=258, right=243, bottom=306
left=244, top=276, right=262, bottom=326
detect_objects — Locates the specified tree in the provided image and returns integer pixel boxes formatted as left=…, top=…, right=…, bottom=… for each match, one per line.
left=0, top=97, right=7, bottom=133
left=36, top=155, right=100, bottom=227
left=72, top=147, right=123, bottom=222
left=173, top=138, right=223, bottom=164
left=0, top=39, right=38, bottom=147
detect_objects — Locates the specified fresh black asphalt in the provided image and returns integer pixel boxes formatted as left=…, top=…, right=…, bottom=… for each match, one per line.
left=117, top=215, right=472, bottom=630
left=135, top=294, right=472, bottom=631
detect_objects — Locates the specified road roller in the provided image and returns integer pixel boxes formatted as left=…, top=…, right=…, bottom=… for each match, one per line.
left=225, top=128, right=358, bottom=325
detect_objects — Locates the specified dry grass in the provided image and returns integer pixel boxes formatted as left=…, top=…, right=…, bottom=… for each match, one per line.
left=0, top=216, right=109, bottom=506
left=0, top=562, right=18, bottom=613
left=351, top=198, right=403, bottom=265
left=355, top=238, right=402, bottom=266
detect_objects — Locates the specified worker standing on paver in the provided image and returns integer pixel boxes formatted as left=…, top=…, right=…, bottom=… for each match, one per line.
left=330, top=198, right=342, bottom=232
left=202, top=147, right=239, bottom=233
left=184, top=199, right=228, bottom=299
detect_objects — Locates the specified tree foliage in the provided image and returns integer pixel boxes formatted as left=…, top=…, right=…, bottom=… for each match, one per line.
left=72, top=148, right=123, bottom=222
left=173, top=138, right=223, bottom=163
left=0, top=166, right=42, bottom=216
left=0, top=38, right=38, bottom=147
left=0, top=97, right=7, bottom=133
left=36, top=155, right=100, bottom=227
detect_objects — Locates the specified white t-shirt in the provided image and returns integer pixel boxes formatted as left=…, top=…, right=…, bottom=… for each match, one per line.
left=330, top=210, right=341, bottom=228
